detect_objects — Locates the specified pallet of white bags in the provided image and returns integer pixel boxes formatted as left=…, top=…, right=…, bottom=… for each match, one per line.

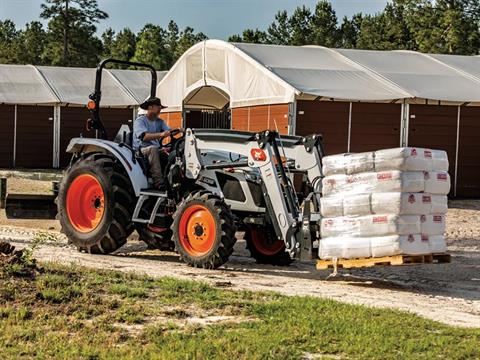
left=316, top=253, right=451, bottom=270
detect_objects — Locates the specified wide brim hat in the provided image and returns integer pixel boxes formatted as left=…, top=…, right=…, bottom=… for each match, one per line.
left=139, top=96, right=167, bottom=110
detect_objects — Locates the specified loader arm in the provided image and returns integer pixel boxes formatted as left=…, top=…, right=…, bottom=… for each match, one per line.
left=184, top=129, right=324, bottom=257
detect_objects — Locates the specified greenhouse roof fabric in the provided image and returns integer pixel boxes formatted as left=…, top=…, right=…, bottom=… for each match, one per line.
left=4, top=40, right=480, bottom=108
left=0, top=64, right=167, bottom=106
left=157, top=40, right=480, bottom=110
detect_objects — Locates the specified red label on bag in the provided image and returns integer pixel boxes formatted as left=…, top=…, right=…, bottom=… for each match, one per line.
left=408, top=194, right=416, bottom=204
left=421, top=234, right=429, bottom=242
left=373, top=216, right=388, bottom=223
left=324, top=219, right=334, bottom=226
left=377, top=172, right=392, bottom=180
left=437, top=173, right=448, bottom=181
left=433, top=215, right=443, bottom=223
left=422, top=195, right=431, bottom=203
left=424, top=150, right=432, bottom=158
left=327, top=179, right=336, bottom=185
left=411, top=148, right=417, bottom=156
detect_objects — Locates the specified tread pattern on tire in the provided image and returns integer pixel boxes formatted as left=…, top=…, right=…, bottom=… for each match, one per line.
left=172, top=190, right=236, bottom=269
left=58, top=152, right=135, bottom=254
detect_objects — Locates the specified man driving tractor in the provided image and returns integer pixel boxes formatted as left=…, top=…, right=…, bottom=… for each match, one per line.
left=133, top=96, right=179, bottom=190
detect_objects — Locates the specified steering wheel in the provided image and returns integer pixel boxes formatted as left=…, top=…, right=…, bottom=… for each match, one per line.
left=161, top=128, right=185, bottom=150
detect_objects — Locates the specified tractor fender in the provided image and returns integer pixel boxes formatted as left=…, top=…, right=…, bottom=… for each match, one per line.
left=66, top=137, right=148, bottom=196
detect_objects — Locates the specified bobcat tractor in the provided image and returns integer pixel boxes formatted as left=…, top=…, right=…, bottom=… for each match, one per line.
left=55, top=59, right=326, bottom=269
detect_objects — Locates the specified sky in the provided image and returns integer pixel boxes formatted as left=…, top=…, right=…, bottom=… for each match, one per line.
left=0, top=0, right=388, bottom=39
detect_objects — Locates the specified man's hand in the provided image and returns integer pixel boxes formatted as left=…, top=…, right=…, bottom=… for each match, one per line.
left=162, top=130, right=171, bottom=138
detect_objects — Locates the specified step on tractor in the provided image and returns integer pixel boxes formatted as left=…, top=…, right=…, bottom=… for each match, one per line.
left=13, top=59, right=327, bottom=269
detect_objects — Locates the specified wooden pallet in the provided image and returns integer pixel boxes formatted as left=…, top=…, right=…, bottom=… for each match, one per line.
left=316, top=253, right=451, bottom=270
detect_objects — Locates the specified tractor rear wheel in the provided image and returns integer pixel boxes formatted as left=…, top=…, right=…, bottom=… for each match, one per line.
left=57, top=153, right=135, bottom=254
left=172, top=191, right=236, bottom=269
left=244, top=226, right=294, bottom=266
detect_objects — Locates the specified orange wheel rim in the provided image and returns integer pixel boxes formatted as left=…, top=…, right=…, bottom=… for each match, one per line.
left=178, top=204, right=216, bottom=257
left=66, top=174, right=105, bottom=233
left=250, top=229, right=284, bottom=256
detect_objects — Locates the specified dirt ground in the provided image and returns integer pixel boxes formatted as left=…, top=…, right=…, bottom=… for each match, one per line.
left=1, top=179, right=480, bottom=328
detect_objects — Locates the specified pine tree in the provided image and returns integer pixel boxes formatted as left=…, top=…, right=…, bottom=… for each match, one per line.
left=40, top=0, right=108, bottom=66
left=0, top=20, right=21, bottom=63
left=267, top=10, right=291, bottom=45
left=110, top=28, right=137, bottom=67
left=131, top=24, right=168, bottom=70
left=310, top=1, right=340, bottom=47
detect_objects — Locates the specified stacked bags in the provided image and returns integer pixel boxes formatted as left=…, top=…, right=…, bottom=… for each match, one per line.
left=319, top=147, right=449, bottom=259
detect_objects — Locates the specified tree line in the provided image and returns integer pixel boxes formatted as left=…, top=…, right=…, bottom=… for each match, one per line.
left=230, top=0, right=480, bottom=55
left=0, top=0, right=206, bottom=69
left=1, top=0, right=479, bottom=70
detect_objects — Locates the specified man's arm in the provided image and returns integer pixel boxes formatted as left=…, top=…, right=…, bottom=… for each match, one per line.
left=142, top=130, right=170, bottom=142
left=142, top=119, right=173, bottom=141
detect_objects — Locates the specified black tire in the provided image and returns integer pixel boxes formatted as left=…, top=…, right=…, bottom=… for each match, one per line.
left=136, top=226, right=174, bottom=251
left=244, top=226, right=294, bottom=266
left=172, top=190, right=236, bottom=269
left=58, top=152, right=135, bottom=254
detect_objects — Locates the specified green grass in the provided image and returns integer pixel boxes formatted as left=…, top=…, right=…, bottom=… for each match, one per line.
left=0, top=262, right=479, bottom=359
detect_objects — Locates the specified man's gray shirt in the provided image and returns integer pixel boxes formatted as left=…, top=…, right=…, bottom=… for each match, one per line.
left=133, top=115, right=170, bottom=150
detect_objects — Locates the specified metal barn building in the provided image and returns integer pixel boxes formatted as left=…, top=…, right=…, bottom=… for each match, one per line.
left=157, top=40, right=480, bottom=197
left=0, top=64, right=167, bottom=168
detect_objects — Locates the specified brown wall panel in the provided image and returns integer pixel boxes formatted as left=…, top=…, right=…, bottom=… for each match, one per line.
left=408, top=104, right=457, bottom=196
left=350, top=103, right=401, bottom=152
left=16, top=105, right=54, bottom=168
left=0, top=105, right=14, bottom=167
left=59, top=107, right=133, bottom=167
left=457, top=107, right=480, bottom=197
left=296, top=100, right=349, bottom=155
left=248, top=106, right=269, bottom=132
left=159, top=111, right=183, bottom=128
left=231, top=104, right=289, bottom=134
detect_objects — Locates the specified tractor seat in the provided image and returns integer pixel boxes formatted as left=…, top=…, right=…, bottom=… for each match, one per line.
left=114, top=125, right=150, bottom=174
left=114, top=124, right=133, bottom=147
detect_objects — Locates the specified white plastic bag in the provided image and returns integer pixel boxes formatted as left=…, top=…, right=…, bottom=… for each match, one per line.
left=420, top=214, right=446, bottom=235
left=320, top=195, right=344, bottom=217
left=428, top=235, right=447, bottom=253
left=318, top=237, right=371, bottom=259
left=321, top=214, right=420, bottom=238
left=320, top=192, right=448, bottom=217
left=375, top=147, right=433, bottom=171
left=322, top=171, right=424, bottom=196
left=370, top=234, right=430, bottom=258
left=424, top=171, right=451, bottom=195
left=322, top=152, right=375, bottom=176
left=432, top=150, right=449, bottom=171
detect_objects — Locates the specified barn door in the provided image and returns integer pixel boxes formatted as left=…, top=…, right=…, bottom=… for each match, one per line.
left=0, top=105, right=15, bottom=167
left=15, top=105, right=54, bottom=168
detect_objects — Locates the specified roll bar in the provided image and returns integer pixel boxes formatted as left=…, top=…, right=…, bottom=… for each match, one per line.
left=87, top=58, right=158, bottom=140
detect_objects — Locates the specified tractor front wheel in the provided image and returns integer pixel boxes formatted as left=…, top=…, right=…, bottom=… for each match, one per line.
left=57, top=153, right=135, bottom=254
left=172, top=191, right=236, bottom=269
left=244, top=226, right=294, bottom=266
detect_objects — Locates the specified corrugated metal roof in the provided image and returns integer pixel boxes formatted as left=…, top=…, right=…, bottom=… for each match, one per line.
left=0, top=64, right=167, bottom=106
left=337, top=49, right=480, bottom=102
left=0, top=64, right=59, bottom=104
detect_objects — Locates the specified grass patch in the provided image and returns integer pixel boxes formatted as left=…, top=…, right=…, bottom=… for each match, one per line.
left=0, top=262, right=478, bottom=359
